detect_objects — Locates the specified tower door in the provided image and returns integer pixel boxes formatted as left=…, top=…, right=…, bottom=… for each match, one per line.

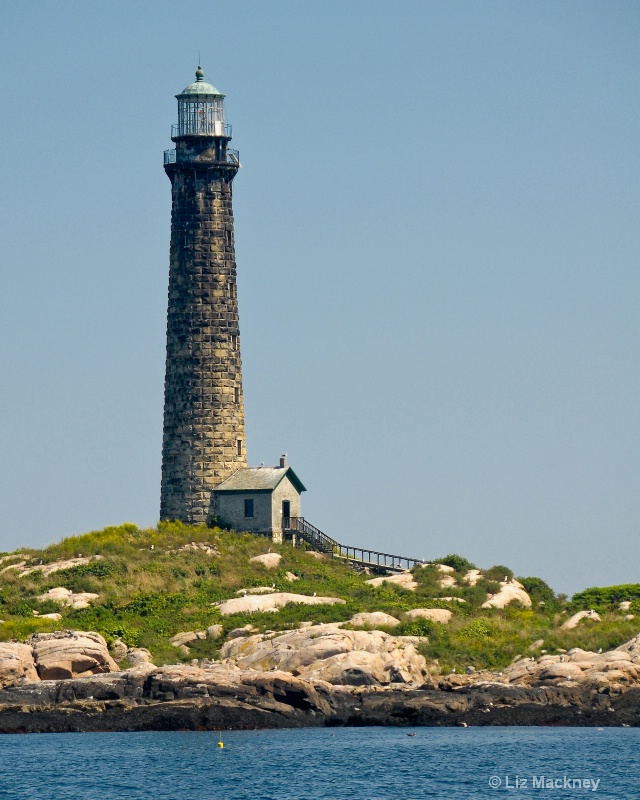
left=282, top=500, right=291, bottom=526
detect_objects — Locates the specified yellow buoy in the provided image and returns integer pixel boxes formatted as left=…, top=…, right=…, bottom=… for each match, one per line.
left=217, top=731, right=224, bottom=748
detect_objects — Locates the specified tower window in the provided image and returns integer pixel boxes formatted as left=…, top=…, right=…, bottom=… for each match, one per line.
left=237, top=439, right=243, bottom=456
left=234, top=387, right=240, bottom=404
left=230, top=334, right=238, bottom=350
left=244, top=499, right=254, bottom=518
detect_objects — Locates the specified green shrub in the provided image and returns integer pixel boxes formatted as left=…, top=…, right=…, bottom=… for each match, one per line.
left=475, top=578, right=500, bottom=595
left=434, top=554, right=477, bottom=573
left=397, top=619, right=435, bottom=637
left=412, top=565, right=443, bottom=595
left=180, top=638, right=221, bottom=661
left=483, top=565, right=513, bottom=582
left=41, top=570, right=104, bottom=594
left=461, top=618, right=492, bottom=639
left=10, top=601, right=36, bottom=618
left=459, top=584, right=492, bottom=607
left=33, top=600, right=62, bottom=615
left=172, top=567, right=189, bottom=579
left=569, top=584, right=640, bottom=612
left=121, top=592, right=188, bottom=616
left=43, top=523, right=141, bottom=561
left=543, top=615, right=639, bottom=654
left=74, top=561, right=116, bottom=579
left=518, top=576, right=558, bottom=611
left=0, top=617, right=61, bottom=640
left=100, top=625, right=142, bottom=647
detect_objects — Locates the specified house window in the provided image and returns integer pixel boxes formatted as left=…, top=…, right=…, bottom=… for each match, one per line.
left=237, top=439, right=243, bottom=456
left=244, top=499, right=254, bottom=518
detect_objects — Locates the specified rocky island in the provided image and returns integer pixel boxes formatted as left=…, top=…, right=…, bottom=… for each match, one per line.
left=2, top=625, right=640, bottom=732
left=1, top=522, right=639, bottom=731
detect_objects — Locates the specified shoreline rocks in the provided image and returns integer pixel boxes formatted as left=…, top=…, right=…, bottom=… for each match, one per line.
left=3, top=628, right=640, bottom=732
left=218, top=624, right=428, bottom=686
left=0, top=670, right=638, bottom=733
left=0, top=631, right=119, bottom=686
left=0, top=643, right=39, bottom=688
left=30, top=631, right=118, bottom=680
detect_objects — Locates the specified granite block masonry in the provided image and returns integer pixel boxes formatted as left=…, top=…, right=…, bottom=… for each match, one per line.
left=160, top=67, right=246, bottom=525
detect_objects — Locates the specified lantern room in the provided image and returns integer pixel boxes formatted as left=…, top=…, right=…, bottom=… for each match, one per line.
left=173, top=66, right=228, bottom=138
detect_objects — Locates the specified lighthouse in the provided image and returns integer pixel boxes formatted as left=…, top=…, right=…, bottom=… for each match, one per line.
left=160, top=67, right=305, bottom=538
left=160, top=67, right=246, bottom=525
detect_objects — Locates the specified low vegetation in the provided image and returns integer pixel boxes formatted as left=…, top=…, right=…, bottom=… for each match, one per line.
left=0, top=525, right=637, bottom=671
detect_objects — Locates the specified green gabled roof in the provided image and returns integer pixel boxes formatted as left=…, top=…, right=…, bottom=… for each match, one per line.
left=214, top=466, right=306, bottom=494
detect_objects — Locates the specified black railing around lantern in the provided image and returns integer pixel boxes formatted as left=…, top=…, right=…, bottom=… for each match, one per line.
left=164, top=148, right=240, bottom=167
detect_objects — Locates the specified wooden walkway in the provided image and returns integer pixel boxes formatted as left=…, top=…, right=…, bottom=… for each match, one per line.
left=283, top=517, right=423, bottom=573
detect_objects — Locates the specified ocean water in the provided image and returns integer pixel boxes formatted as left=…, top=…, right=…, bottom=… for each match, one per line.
left=0, top=726, right=636, bottom=799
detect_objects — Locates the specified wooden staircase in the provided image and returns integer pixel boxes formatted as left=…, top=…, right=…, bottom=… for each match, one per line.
left=283, top=517, right=423, bottom=573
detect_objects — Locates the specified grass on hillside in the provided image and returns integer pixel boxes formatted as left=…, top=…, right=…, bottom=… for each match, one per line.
left=0, top=523, right=638, bottom=671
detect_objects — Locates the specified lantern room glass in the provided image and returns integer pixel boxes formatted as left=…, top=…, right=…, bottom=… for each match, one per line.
left=177, top=96, right=225, bottom=136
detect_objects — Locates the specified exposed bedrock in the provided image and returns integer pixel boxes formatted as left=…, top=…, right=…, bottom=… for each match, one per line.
left=0, top=678, right=638, bottom=733
left=3, top=629, right=640, bottom=731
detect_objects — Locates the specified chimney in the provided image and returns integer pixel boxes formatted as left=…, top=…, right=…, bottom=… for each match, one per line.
left=279, top=454, right=287, bottom=469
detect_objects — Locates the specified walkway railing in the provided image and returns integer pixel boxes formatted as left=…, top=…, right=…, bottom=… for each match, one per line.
left=163, top=148, right=240, bottom=166
left=283, top=517, right=423, bottom=573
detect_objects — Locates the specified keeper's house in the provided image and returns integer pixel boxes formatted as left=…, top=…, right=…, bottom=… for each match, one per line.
left=211, top=455, right=306, bottom=542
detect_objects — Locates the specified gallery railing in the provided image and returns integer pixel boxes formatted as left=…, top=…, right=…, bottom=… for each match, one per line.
left=163, top=147, right=240, bottom=166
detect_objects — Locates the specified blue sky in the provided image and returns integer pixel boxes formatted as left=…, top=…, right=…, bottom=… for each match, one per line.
left=0, top=1, right=638, bottom=594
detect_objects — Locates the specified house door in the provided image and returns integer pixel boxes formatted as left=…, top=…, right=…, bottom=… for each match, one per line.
left=282, top=500, right=291, bottom=527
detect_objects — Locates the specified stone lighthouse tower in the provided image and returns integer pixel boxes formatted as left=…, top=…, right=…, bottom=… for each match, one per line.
left=160, top=67, right=246, bottom=525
